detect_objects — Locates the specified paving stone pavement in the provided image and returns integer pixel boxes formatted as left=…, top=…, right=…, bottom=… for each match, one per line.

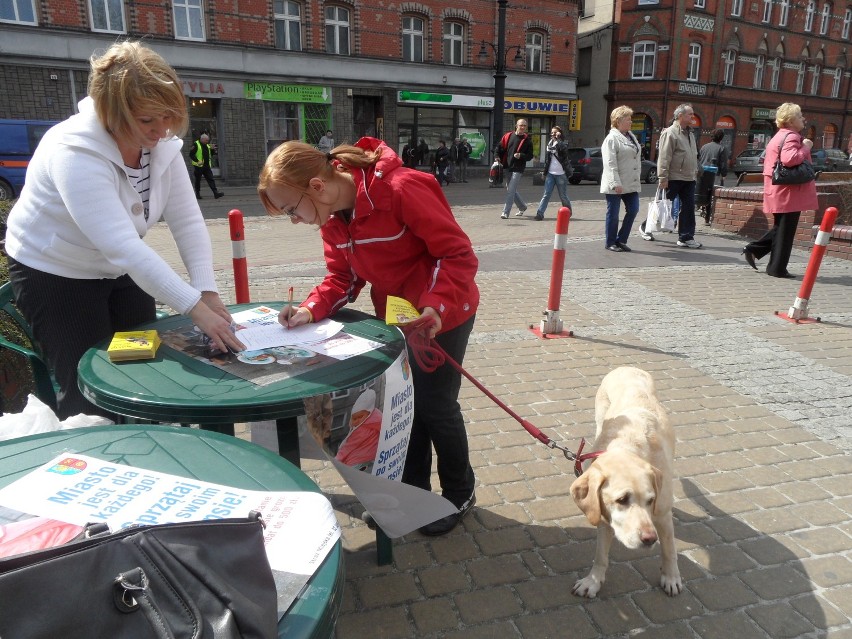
left=148, top=185, right=852, bottom=638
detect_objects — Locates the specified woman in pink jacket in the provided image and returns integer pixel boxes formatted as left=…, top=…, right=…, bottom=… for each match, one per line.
left=258, top=138, right=479, bottom=536
left=743, top=103, right=817, bottom=278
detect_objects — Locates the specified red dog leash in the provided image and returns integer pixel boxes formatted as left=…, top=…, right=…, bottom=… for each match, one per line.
left=401, top=317, right=602, bottom=476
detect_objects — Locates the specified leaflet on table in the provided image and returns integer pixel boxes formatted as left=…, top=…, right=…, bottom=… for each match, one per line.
left=0, top=454, right=340, bottom=617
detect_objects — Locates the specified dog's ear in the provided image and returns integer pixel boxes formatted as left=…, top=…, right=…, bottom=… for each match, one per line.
left=650, top=464, right=664, bottom=516
left=571, top=467, right=605, bottom=526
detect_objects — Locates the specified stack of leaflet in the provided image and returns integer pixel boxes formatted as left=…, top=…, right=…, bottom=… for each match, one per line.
left=107, top=330, right=161, bottom=362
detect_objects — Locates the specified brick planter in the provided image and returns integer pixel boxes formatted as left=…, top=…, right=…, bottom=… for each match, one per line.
left=712, top=183, right=852, bottom=261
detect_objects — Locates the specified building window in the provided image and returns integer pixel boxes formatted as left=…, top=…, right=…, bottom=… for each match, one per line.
left=724, top=49, right=737, bottom=85
left=687, top=43, right=701, bottom=81
left=402, top=16, right=424, bottom=62
left=578, top=46, right=592, bottom=86
left=443, top=21, right=464, bottom=66
left=174, top=0, right=204, bottom=40
left=325, top=5, right=350, bottom=55
left=810, top=65, right=821, bottom=94
left=770, top=58, right=781, bottom=90
left=89, top=0, right=125, bottom=32
left=731, top=0, right=744, bottom=17
left=804, top=0, right=815, bottom=31
left=820, top=2, right=831, bottom=35
left=778, top=0, right=790, bottom=26
left=637, top=0, right=659, bottom=5
left=694, top=0, right=706, bottom=8
left=831, top=67, right=842, bottom=97
left=0, top=0, right=35, bottom=23
left=274, top=0, right=301, bottom=51
left=796, top=62, right=806, bottom=93
left=526, top=31, right=544, bottom=72
left=632, top=41, right=656, bottom=79
left=753, top=54, right=765, bottom=88
left=843, top=8, right=852, bottom=38
left=761, top=0, right=772, bottom=23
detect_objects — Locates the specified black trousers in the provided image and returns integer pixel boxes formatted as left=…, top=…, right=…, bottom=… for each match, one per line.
left=745, top=211, right=800, bottom=276
left=194, top=165, right=219, bottom=196
left=402, top=315, right=476, bottom=507
left=8, top=258, right=156, bottom=420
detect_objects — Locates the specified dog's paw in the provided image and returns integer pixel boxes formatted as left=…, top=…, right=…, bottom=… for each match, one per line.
left=572, top=576, right=602, bottom=599
left=660, top=572, right=683, bottom=597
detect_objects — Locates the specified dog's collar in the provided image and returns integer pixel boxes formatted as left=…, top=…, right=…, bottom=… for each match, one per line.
left=573, top=438, right=604, bottom=477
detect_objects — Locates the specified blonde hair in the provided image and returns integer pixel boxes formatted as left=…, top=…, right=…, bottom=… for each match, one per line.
left=610, top=105, right=633, bottom=128
left=258, top=141, right=383, bottom=216
left=775, top=102, right=802, bottom=128
left=88, top=41, right=188, bottom=141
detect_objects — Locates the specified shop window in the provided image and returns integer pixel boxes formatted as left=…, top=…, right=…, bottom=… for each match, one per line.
left=778, top=0, right=790, bottom=27
left=325, top=5, right=350, bottom=55
left=820, top=2, right=831, bottom=35
left=0, top=0, right=35, bottom=23
left=274, top=0, right=302, bottom=51
left=443, top=21, right=464, bottom=66
left=526, top=31, right=544, bottom=72
left=724, top=49, right=737, bottom=85
left=632, top=41, right=656, bottom=79
left=304, top=103, right=332, bottom=146
left=174, top=0, right=205, bottom=40
left=804, top=0, right=815, bottom=32
left=402, top=16, right=424, bottom=63
left=264, top=102, right=300, bottom=155
left=687, top=43, right=701, bottom=81
left=90, top=0, right=125, bottom=32
left=731, top=0, right=743, bottom=17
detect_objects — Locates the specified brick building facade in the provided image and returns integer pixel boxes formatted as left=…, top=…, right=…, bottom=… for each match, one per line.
left=577, top=0, right=852, bottom=164
left=0, top=0, right=579, bottom=185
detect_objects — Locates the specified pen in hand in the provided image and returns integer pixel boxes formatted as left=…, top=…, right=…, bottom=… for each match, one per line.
left=287, top=287, right=294, bottom=330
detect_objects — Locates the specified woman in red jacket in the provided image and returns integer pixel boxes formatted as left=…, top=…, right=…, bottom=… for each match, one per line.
left=743, top=103, right=817, bottom=278
left=258, top=137, right=479, bottom=535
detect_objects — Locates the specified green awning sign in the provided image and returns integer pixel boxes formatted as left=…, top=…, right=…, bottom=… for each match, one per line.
left=245, top=83, right=332, bottom=103
left=397, top=91, right=494, bottom=108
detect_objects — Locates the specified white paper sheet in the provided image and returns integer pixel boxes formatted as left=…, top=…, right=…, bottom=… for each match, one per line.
left=237, top=319, right=344, bottom=350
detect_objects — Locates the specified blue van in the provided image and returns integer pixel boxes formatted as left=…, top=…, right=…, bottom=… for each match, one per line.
left=0, top=119, right=58, bottom=201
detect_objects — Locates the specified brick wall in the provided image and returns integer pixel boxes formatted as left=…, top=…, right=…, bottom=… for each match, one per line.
left=712, top=184, right=852, bottom=261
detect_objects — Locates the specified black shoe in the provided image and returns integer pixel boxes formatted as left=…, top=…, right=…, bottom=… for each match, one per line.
left=535, top=215, right=544, bottom=221
left=606, top=244, right=624, bottom=252
left=616, top=242, right=632, bottom=252
left=742, top=247, right=758, bottom=270
left=214, top=192, right=225, bottom=199
left=769, top=271, right=796, bottom=279
left=419, top=494, right=476, bottom=536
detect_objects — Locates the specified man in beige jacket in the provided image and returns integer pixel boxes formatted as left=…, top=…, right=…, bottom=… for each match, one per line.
left=652, top=103, right=702, bottom=248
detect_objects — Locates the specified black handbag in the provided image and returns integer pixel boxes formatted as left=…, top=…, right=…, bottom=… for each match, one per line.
left=0, top=512, right=278, bottom=639
left=771, top=132, right=816, bottom=185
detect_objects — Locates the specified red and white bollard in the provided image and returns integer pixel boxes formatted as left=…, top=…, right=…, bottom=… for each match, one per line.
left=228, top=209, right=250, bottom=303
left=776, top=206, right=838, bottom=324
left=532, top=206, right=573, bottom=338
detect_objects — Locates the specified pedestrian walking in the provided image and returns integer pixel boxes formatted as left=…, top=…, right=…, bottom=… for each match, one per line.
left=534, top=125, right=572, bottom=221
left=601, top=106, right=641, bottom=251
left=434, top=140, right=451, bottom=186
left=258, top=137, right=479, bottom=535
left=190, top=132, right=224, bottom=199
left=458, top=136, right=472, bottom=182
left=742, top=103, right=817, bottom=278
left=497, top=118, right=534, bottom=219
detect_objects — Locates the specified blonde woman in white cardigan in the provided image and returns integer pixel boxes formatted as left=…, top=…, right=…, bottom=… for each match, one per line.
left=600, top=105, right=643, bottom=252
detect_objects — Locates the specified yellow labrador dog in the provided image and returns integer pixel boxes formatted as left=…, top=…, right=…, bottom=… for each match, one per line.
left=570, top=366, right=682, bottom=598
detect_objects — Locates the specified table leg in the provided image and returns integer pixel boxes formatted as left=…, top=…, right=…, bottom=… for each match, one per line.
left=376, top=527, right=393, bottom=566
left=275, top=417, right=300, bottom=468
left=200, top=423, right=236, bottom=436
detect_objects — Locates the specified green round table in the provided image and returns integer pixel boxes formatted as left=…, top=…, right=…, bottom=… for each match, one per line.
left=0, top=424, right=343, bottom=639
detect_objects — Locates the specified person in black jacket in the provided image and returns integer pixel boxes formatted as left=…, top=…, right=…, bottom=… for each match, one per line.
left=534, top=126, right=572, bottom=221
left=497, top=119, right=534, bottom=219
left=434, top=140, right=451, bottom=186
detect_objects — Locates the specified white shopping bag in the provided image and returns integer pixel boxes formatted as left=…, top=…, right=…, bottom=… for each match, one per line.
left=645, top=188, right=673, bottom=233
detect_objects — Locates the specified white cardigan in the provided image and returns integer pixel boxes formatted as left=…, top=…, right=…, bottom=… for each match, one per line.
left=6, top=98, right=217, bottom=315
left=599, top=128, right=642, bottom=195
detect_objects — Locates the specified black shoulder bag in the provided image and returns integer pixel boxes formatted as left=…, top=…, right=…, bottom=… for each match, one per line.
left=771, top=132, right=815, bottom=185
left=0, top=512, right=278, bottom=639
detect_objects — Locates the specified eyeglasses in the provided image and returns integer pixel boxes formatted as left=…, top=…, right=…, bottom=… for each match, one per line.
left=282, top=191, right=305, bottom=219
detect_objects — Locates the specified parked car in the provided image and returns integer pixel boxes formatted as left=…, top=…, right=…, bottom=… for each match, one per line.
left=0, top=119, right=57, bottom=201
left=811, top=148, right=848, bottom=172
left=566, top=147, right=657, bottom=185
left=731, top=148, right=765, bottom=177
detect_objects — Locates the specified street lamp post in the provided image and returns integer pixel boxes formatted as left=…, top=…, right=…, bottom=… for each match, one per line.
left=479, top=0, right=524, bottom=152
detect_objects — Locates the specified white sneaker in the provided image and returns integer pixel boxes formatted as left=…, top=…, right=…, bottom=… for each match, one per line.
left=638, top=225, right=654, bottom=241
left=676, top=239, right=702, bottom=248
left=514, top=210, right=525, bottom=217
left=501, top=212, right=509, bottom=219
